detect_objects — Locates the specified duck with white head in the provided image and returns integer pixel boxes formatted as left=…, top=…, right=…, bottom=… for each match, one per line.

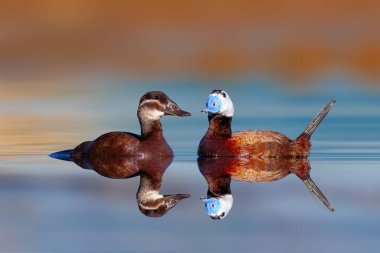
left=198, top=89, right=336, bottom=219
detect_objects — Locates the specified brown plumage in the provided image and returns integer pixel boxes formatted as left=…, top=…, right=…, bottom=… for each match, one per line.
left=198, top=115, right=314, bottom=158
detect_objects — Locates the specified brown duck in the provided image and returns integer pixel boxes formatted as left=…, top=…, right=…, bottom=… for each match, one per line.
left=50, top=91, right=191, bottom=160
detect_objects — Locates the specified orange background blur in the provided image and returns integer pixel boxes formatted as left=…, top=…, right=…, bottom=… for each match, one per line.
left=0, top=0, right=379, bottom=84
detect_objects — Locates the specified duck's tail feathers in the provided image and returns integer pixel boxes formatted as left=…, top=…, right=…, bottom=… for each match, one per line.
left=301, top=99, right=335, bottom=139
left=303, top=177, right=335, bottom=212
left=49, top=149, right=73, bottom=161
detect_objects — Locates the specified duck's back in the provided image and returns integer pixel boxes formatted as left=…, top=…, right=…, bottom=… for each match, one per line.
left=230, top=130, right=293, bottom=157
left=90, top=132, right=140, bottom=155
left=73, top=130, right=174, bottom=158
left=71, top=132, right=140, bottom=159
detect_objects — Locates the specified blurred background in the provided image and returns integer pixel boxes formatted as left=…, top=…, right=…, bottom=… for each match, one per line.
left=0, top=0, right=379, bottom=82
left=0, top=1, right=380, bottom=253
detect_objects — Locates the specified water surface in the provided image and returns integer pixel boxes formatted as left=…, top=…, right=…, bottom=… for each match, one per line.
left=0, top=79, right=379, bottom=252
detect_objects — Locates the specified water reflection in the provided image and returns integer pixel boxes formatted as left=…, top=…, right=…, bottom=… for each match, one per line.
left=57, top=153, right=189, bottom=217
left=198, top=156, right=334, bottom=219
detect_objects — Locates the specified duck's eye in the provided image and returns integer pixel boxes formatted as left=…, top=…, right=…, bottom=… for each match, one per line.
left=212, top=102, right=216, bottom=107
left=222, top=92, right=226, bottom=98
left=211, top=203, right=215, bottom=207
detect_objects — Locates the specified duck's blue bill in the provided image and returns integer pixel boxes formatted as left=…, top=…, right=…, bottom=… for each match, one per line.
left=203, top=198, right=221, bottom=215
left=203, top=95, right=222, bottom=113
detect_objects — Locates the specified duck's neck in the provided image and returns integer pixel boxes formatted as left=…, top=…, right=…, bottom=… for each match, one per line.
left=207, top=176, right=232, bottom=197
left=206, top=114, right=232, bottom=137
left=138, top=116, right=164, bottom=140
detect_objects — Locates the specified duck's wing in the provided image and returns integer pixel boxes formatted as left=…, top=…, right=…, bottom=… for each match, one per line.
left=90, top=131, right=141, bottom=156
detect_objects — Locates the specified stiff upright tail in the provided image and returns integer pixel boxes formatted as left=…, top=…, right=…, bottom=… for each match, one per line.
left=303, top=177, right=335, bottom=212
left=302, top=99, right=335, bottom=138
left=49, top=149, right=73, bottom=161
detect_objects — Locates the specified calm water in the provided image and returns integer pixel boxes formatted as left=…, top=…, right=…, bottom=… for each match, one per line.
left=1, top=78, right=380, bottom=253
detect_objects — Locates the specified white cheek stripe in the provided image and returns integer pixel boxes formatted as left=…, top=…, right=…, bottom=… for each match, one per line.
left=145, top=190, right=163, bottom=200
left=145, top=109, right=164, bottom=120
left=139, top=100, right=165, bottom=120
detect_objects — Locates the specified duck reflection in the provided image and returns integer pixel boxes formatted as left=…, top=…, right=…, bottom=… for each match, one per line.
left=67, top=153, right=189, bottom=217
left=198, top=156, right=334, bottom=219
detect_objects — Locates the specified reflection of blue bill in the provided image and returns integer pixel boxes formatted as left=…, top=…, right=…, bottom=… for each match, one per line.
left=203, top=198, right=221, bottom=215
left=205, top=95, right=222, bottom=113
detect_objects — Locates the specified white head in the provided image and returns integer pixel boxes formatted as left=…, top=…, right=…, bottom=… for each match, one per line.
left=202, top=194, right=233, bottom=220
left=201, top=90, right=234, bottom=117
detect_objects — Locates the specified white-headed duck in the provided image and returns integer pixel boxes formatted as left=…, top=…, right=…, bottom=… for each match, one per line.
left=198, top=89, right=335, bottom=158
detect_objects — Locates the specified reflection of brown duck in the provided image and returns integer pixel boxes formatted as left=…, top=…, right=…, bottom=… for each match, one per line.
left=84, top=154, right=188, bottom=217
left=56, top=149, right=190, bottom=218
left=198, top=156, right=334, bottom=219
left=198, top=90, right=335, bottom=158
left=50, top=91, right=190, bottom=161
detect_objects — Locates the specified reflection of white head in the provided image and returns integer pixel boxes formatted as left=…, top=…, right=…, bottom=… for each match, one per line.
left=202, top=194, right=233, bottom=219
left=202, top=90, right=234, bottom=117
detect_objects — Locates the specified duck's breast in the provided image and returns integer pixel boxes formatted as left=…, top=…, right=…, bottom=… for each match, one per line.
left=198, top=135, right=235, bottom=157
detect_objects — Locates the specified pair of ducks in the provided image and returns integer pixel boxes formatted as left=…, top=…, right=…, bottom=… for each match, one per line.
left=51, top=90, right=335, bottom=219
